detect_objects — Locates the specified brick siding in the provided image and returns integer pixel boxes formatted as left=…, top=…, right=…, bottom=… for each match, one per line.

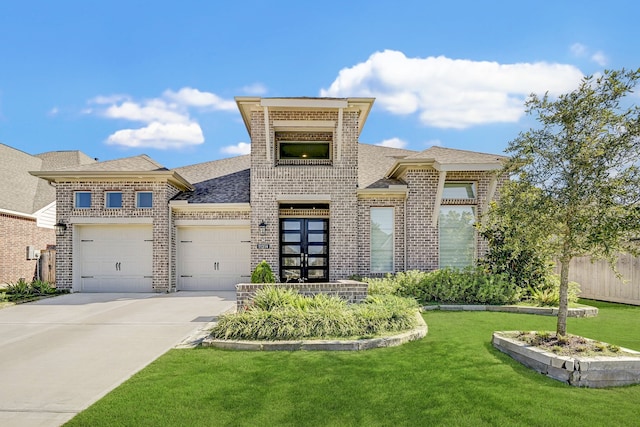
left=0, top=213, right=54, bottom=284
left=236, top=281, right=368, bottom=311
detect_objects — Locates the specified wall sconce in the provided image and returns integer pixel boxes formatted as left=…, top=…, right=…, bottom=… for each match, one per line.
left=259, top=221, right=267, bottom=235
left=54, top=221, right=67, bottom=237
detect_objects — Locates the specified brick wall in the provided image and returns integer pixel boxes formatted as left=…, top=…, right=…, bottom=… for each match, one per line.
left=249, top=108, right=360, bottom=280
left=356, top=195, right=406, bottom=276
left=0, top=213, right=54, bottom=284
left=54, top=180, right=180, bottom=291
left=401, top=169, right=499, bottom=271
left=236, top=280, right=368, bottom=311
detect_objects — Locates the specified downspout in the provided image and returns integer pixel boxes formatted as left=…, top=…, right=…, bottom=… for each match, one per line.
left=403, top=195, right=407, bottom=272
left=168, top=202, right=172, bottom=292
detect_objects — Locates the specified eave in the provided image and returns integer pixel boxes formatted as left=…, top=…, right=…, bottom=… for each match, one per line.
left=235, top=96, right=375, bottom=136
left=169, top=201, right=251, bottom=212
left=29, top=170, right=194, bottom=191
left=385, top=159, right=503, bottom=179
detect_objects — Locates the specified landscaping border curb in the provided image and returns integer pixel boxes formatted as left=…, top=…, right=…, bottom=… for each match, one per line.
left=201, top=311, right=427, bottom=351
left=492, top=331, right=640, bottom=388
left=422, top=304, right=598, bottom=317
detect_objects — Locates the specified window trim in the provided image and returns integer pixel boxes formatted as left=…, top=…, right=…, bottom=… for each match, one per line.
left=370, top=207, right=395, bottom=274
left=136, top=191, right=153, bottom=209
left=104, top=191, right=123, bottom=209
left=74, top=191, right=92, bottom=209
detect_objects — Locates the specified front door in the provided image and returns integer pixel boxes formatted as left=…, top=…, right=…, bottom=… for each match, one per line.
left=280, top=218, right=329, bottom=282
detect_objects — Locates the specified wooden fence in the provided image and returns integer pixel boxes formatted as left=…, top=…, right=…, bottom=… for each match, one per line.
left=568, top=254, right=640, bottom=306
left=38, top=249, right=56, bottom=284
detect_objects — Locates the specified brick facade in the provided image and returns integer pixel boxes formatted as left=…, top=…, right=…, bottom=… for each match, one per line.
left=44, top=97, right=503, bottom=292
left=54, top=180, right=180, bottom=291
left=249, top=108, right=360, bottom=280
left=356, top=195, right=406, bottom=276
left=0, top=213, right=54, bottom=284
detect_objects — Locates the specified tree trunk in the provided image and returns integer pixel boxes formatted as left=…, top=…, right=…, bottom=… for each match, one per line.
left=557, top=258, right=571, bottom=336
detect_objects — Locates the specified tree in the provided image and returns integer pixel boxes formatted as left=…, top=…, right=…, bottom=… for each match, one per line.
left=492, top=68, right=640, bottom=335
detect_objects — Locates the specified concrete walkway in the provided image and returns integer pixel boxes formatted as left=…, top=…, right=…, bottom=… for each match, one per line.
left=0, top=291, right=235, bottom=427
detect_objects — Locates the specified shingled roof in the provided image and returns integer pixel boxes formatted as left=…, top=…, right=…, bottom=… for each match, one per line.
left=0, top=144, right=95, bottom=215
left=172, top=155, right=250, bottom=204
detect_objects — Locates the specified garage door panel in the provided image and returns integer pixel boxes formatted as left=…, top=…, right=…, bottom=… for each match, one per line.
left=78, top=225, right=153, bottom=292
left=177, top=226, right=250, bottom=291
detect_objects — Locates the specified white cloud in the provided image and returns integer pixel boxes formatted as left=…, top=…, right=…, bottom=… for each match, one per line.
left=321, top=50, right=584, bottom=129
left=163, top=87, right=237, bottom=111
left=242, top=83, right=268, bottom=95
left=47, top=107, right=59, bottom=117
left=376, top=137, right=408, bottom=149
left=104, top=100, right=190, bottom=124
left=221, top=142, right=251, bottom=155
left=570, top=43, right=587, bottom=57
left=106, top=122, right=204, bottom=149
left=89, top=88, right=236, bottom=149
left=570, top=43, right=608, bottom=66
left=591, top=51, right=608, bottom=66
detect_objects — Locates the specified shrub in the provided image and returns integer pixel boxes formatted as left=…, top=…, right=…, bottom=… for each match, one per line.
left=364, top=267, right=521, bottom=305
left=530, top=274, right=581, bottom=306
left=210, top=286, right=418, bottom=340
left=251, top=260, right=275, bottom=283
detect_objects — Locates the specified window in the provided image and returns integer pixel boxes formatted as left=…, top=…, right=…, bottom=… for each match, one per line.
left=105, top=191, right=123, bottom=209
left=75, top=191, right=91, bottom=209
left=136, top=191, right=153, bottom=208
left=279, top=141, right=330, bottom=160
left=442, top=182, right=476, bottom=199
left=370, top=207, right=394, bottom=273
left=439, top=206, right=476, bottom=268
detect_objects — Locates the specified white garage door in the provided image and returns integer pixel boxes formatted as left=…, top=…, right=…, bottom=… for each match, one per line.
left=177, top=226, right=251, bottom=291
left=78, top=225, right=153, bottom=292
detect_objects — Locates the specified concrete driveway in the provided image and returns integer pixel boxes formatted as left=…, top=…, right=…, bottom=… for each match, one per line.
left=0, top=291, right=236, bottom=427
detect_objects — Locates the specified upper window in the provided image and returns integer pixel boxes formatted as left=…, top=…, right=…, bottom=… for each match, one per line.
left=279, top=141, right=330, bottom=160
left=105, top=191, right=123, bottom=209
left=136, top=191, right=153, bottom=209
left=442, top=182, right=476, bottom=200
left=370, top=207, right=394, bottom=273
left=74, top=192, right=91, bottom=209
left=275, top=130, right=333, bottom=166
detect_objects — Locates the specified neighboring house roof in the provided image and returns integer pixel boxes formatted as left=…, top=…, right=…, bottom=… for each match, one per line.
left=33, top=150, right=96, bottom=211
left=0, top=143, right=96, bottom=216
left=31, top=154, right=194, bottom=191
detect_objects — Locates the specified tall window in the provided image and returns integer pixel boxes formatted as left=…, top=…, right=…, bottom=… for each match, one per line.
left=439, top=206, right=476, bottom=268
left=370, top=207, right=394, bottom=273
left=136, top=191, right=153, bottom=208
left=74, top=191, right=91, bottom=209
left=105, top=191, right=123, bottom=209
left=439, top=182, right=477, bottom=268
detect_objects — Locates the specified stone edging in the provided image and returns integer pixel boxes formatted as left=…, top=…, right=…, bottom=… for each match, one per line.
left=422, top=304, right=598, bottom=317
left=201, top=312, right=427, bottom=351
left=492, top=331, right=640, bottom=388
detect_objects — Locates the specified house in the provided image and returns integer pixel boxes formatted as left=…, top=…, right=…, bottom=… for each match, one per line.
left=31, top=97, right=504, bottom=292
left=0, top=144, right=95, bottom=284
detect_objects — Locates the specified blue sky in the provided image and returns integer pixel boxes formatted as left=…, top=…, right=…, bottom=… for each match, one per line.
left=0, top=0, right=638, bottom=168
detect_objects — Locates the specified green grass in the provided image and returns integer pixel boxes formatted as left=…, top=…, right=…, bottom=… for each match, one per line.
left=66, top=299, right=640, bottom=427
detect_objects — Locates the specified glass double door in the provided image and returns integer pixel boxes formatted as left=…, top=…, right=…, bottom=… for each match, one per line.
left=280, top=218, right=329, bottom=282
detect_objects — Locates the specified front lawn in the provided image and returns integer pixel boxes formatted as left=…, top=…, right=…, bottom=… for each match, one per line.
left=66, top=299, right=640, bottom=427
